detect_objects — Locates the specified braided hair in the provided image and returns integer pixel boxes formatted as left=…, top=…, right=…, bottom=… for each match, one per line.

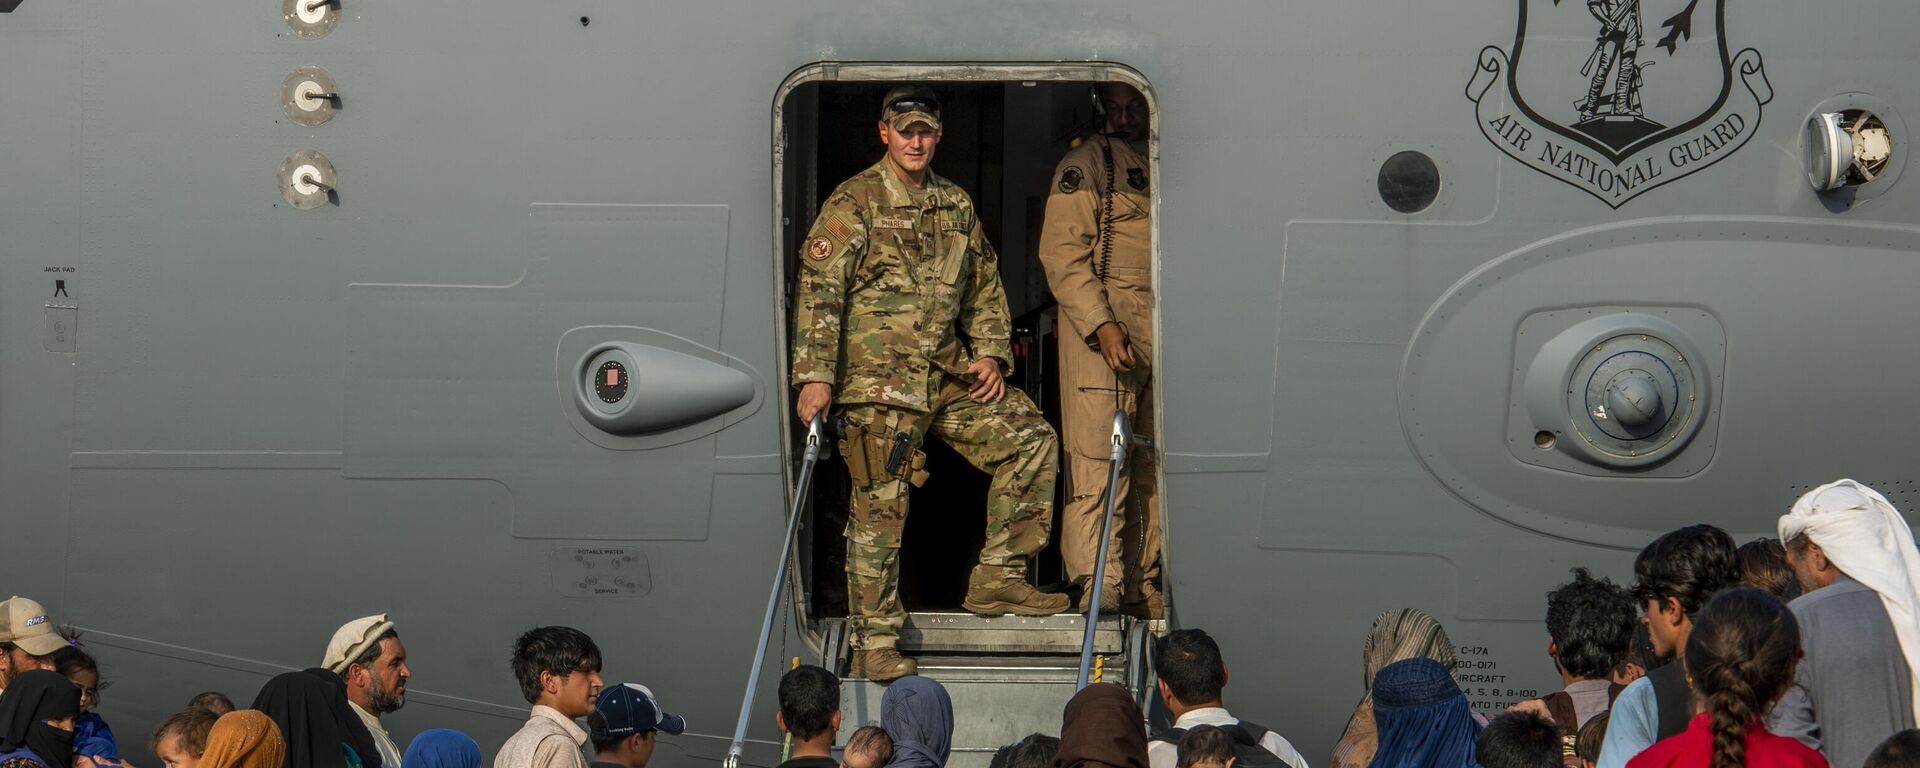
left=1684, top=587, right=1801, bottom=768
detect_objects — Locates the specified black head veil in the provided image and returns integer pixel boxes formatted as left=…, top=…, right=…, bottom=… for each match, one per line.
left=251, top=668, right=383, bottom=768
left=0, top=669, right=82, bottom=768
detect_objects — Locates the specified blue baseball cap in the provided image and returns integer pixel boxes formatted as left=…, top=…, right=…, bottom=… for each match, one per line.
left=592, top=683, right=686, bottom=736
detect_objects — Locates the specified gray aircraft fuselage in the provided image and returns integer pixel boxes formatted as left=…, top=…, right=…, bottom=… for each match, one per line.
left=3, top=1, right=1916, bottom=767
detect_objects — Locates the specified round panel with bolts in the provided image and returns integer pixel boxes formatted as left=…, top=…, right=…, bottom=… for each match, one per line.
left=278, top=149, right=336, bottom=209
left=281, top=66, right=338, bottom=126
left=1555, top=329, right=1704, bottom=465
left=283, top=0, right=338, bottom=38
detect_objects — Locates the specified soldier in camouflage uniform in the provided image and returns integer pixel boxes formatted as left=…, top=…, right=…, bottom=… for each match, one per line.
left=793, top=86, right=1069, bottom=682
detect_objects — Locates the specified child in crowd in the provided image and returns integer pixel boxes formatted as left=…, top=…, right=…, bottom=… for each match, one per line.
left=842, top=726, right=893, bottom=768
left=1624, top=587, right=1825, bottom=768
left=1477, top=712, right=1562, bottom=768
left=151, top=708, right=220, bottom=768
left=188, top=693, right=236, bottom=716
left=496, top=626, right=605, bottom=768
left=1577, top=713, right=1611, bottom=768
left=988, top=734, right=1056, bottom=768
left=54, top=647, right=120, bottom=768
left=1865, top=731, right=1920, bottom=768
left=1177, top=725, right=1234, bottom=768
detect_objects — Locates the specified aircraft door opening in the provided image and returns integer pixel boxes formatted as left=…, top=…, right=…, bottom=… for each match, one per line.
left=772, top=64, right=1165, bottom=646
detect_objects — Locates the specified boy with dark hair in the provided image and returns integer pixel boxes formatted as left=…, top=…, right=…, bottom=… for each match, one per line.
left=1614, top=624, right=1660, bottom=685
left=587, top=683, right=685, bottom=768
left=1866, top=730, right=1920, bottom=768
left=1511, top=568, right=1635, bottom=764
left=988, top=733, right=1054, bottom=768
left=496, top=626, right=606, bottom=768
left=1149, top=629, right=1306, bottom=768
left=1574, top=712, right=1609, bottom=768
left=1478, top=712, right=1563, bottom=768
left=1595, top=525, right=1739, bottom=768
left=1177, top=725, right=1236, bottom=768
left=1737, top=538, right=1801, bottom=602
left=775, top=665, right=840, bottom=768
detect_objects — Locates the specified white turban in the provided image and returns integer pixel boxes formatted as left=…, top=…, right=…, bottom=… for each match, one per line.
left=1779, top=479, right=1920, bottom=712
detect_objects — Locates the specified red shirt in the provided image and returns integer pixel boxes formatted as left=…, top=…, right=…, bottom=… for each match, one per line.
left=1625, top=714, right=1827, bottom=768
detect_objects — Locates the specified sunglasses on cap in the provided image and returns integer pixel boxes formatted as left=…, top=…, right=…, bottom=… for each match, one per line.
left=886, top=96, right=941, bottom=116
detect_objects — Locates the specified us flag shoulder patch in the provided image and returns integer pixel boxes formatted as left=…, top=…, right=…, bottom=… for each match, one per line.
left=823, top=214, right=856, bottom=243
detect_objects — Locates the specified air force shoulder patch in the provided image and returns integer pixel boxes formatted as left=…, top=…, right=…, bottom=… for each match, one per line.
left=1058, top=166, right=1084, bottom=193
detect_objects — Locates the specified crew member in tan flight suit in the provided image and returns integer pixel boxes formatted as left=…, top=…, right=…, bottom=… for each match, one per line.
left=1038, top=83, right=1163, bottom=619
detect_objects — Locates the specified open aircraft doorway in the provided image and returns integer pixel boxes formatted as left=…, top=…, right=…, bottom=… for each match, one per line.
left=771, top=63, right=1164, bottom=708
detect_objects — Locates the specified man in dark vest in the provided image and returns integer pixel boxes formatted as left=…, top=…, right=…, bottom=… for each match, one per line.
left=1594, top=525, right=1740, bottom=768
left=1509, top=568, right=1638, bottom=767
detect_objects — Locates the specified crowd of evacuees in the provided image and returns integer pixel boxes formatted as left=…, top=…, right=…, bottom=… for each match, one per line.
left=0, top=478, right=1915, bottom=768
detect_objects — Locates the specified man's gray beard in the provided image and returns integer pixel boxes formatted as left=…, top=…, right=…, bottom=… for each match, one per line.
left=368, top=674, right=406, bottom=715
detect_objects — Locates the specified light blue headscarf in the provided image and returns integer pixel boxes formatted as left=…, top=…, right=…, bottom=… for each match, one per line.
left=402, top=730, right=482, bottom=768
left=881, top=676, right=953, bottom=768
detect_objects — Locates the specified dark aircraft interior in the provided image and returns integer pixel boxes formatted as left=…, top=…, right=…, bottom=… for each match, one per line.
left=779, top=79, right=1155, bottom=622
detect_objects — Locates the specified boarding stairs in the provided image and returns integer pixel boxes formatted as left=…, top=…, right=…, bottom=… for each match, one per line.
left=819, top=611, right=1160, bottom=768
left=724, top=410, right=1157, bottom=768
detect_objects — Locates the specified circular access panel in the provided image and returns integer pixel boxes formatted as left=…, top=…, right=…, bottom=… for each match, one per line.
left=1566, top=335, right=1696, bottom=458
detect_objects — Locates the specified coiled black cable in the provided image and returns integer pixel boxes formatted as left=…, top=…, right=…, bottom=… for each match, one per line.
left=1097, top=136, right=1116, bottom=284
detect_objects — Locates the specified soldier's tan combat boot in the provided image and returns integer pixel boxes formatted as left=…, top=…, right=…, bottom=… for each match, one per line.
left=964, top=580, right=1070, bottom=617
left=1121, top=589, right=1165, bottom=620
left=1076, top=585, right=1121, bottom=615
left=848, top=647, right=916, bottom=682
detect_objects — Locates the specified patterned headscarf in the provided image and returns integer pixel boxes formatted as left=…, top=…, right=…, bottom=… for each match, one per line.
left=1331, top=609, right=1458, bottom=768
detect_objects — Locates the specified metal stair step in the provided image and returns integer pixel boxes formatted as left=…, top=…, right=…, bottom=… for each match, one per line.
left=837, top=658, right=1138, bottom=768
left=896, top=611, right=1126, bottom=655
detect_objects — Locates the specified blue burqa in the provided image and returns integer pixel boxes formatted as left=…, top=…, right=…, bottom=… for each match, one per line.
left=402, top=730, right=482, bottom=768
left=1368, top=658, right=1480, bottom=768
left=881, top=676, right=954, bottom=768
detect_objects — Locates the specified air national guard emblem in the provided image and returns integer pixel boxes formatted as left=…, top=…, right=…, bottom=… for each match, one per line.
left=1127, top=167, right=1148, bottom=192
left=1466, top=0, right=1771, bottom=207
left=806, top=236, right=832, bottom=261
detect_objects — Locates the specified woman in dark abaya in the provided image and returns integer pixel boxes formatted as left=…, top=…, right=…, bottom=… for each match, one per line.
left=0, top=670, right=84, bottom=768
left=882, top=676, right=954, bottom=768
left=252, top=668, right=383, bottom=768
left=1057, top=683, right=1148, bottom=768
left=1367, top=658, right=1480, bottom=768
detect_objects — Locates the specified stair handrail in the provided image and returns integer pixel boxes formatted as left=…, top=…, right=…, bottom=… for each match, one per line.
left=1077, top=408, right=1130, bottom=689
left=724, top=414, right=825, bottom=768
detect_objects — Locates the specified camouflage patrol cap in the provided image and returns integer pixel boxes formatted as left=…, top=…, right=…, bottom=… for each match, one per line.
left=880, top=85, right=941, bottom=131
